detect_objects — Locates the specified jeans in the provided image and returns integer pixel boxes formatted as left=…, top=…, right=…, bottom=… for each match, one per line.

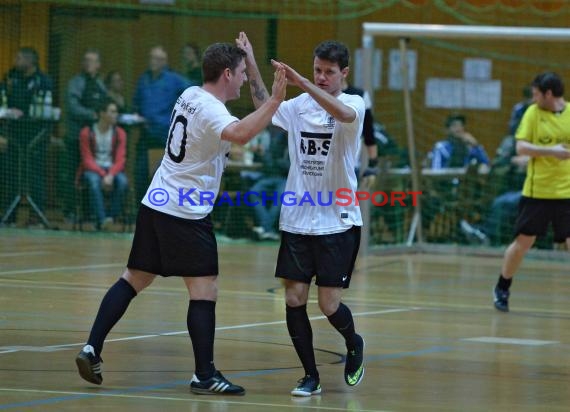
left=250, top=176, right=286, bottom=232
left=83, top=171, right=128, bottom=224
left=482, top=191, right=521, bottom=244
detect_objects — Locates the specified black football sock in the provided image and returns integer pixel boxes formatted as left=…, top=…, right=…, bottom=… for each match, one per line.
left=327, top=302, right=358, bottom=350
left=497, top=274, right=513, bottom=291
left=187, top=300, right=216, bottom=380
left=87, top=277, right=137, bottom=356
left=286, top=304, right=319, bottom=379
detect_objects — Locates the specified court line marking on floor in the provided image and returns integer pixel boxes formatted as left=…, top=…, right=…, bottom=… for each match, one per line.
left=0, top=279, right=407, bottom=310
left=0, top=386, right=390, bottom=412
left=462, top=337, right=559, bottom=346
left=0, top=252, right=49, bottom=258
left=7, top=276, right=570, bottom=315
left=0, top=347, right=451, bottom=410
left=0, top=277, right=413, bottom=305
left=0, top=263, right=124, bottom=276
left=0, top=307, right=418, bottom=355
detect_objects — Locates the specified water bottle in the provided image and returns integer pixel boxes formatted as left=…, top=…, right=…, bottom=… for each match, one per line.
left=35, top=90, right=44, bottom=119
left=43, top=90, right=53, bottom=119
left=1, top=89, right=7, bottom=110
left=29, top=91, right=36, bottom=118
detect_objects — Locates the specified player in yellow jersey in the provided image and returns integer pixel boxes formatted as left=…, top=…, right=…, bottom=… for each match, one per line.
left=494, top=72, right=570, bottom=312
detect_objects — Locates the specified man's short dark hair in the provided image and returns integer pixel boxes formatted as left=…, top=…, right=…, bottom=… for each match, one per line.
left=202, top=43, right=246, bottom=83
left=96, top=99, right=116, bottom=114
left=445, top=113, right=466, bottom=128
left=19, top=47, right=39, bottom=67
left=532, top=72, right=564, bottom=97
left=313, top=41, right=350, bottom=70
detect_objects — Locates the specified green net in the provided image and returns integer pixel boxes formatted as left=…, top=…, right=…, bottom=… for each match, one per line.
left=367, top=35, right=570, bottom=249
left=1, top=0, right=569, bottom=252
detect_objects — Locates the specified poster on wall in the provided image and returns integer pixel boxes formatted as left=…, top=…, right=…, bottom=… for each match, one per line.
left=425, top=78, right=501, bottom=109
left=425, top=78, right=463, bottom=108
left=353, top=48, right=382, bottom=90
left=388, top=49, right=417, bottom=90
left=463, top=58, right=492, bottom=80
left=463, top=80, right=501, bottom=109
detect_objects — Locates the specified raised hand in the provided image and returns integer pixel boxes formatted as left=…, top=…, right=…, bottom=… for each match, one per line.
left=459, top=131, right=478, bottom=146
left=235, top=31, right=254, bottom=61
left=271, top=59, right=305, bottom=88
left=271, top=66, right=287, bottom=102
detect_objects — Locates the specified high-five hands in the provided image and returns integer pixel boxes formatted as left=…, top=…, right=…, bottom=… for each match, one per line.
left=271, top=64, right=287, bottom=102
left=271, top=59, right=305, bottom=89
left=235, top=31, right=254, bottom=61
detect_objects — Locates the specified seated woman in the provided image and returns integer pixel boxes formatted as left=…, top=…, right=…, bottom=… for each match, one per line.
left=77, top=99, right=128, bottom=230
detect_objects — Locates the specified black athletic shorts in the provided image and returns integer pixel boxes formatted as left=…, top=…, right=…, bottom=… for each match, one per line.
left=514, top=196, right=570, bottom=242
left=275, top=226, right=361, bottom=289
left=127, top=205, right=218, bottom=276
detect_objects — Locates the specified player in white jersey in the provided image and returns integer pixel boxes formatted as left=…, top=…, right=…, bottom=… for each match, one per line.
left=75, top=39, right=287, bottom=395
left=237, top=33, right=365, bottom=396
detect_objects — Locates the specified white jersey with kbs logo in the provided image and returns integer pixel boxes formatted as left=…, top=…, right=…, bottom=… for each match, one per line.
left=141, top=86, right=237, bottom=219
left=272, top=92, right=365, bottom=235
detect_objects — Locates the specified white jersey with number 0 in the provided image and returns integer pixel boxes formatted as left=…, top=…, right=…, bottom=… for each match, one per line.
left=142, top=86, right=237, bottom=219
left=272, top=92, right=365, bottom=235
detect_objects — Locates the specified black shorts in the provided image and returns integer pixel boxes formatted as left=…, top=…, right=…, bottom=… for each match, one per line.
left=275, top=226, right=361, bottom=289
left=514, top=196, right=570, bottom=242
left=127, top=205, right=218, bottom=276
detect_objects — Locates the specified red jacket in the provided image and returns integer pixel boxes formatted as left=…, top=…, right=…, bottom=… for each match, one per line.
left=76, top=125, right=127, bottom=183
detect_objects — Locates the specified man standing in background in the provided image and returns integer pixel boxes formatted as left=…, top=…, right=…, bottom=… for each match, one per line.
left=64, top=49, right=107, bottom=221
left=182, top=43, right=203, bottom=86
left=133, top=46, right=190, bottom=201
left=2, top=47, right=53, bottom=221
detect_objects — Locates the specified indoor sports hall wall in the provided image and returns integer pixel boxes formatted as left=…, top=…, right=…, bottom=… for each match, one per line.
left=1, top=0, right=569, bottom=249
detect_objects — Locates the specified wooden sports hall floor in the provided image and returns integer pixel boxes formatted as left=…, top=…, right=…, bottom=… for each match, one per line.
left=1, top=228, right=570, bottom=411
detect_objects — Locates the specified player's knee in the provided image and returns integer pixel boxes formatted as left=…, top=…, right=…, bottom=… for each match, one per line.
left=186, top=276, right=218, bottom=300
left=514, top=234, right=535, bottom=251
left=122, top=269, right=154, bottom=293
left=283, top=280, right=309, bottom=307
left=318, top=299, right=339, bottom=317
left=285, top=293, right=307, bottom=308
left=190, top=285, right=217, bottom=301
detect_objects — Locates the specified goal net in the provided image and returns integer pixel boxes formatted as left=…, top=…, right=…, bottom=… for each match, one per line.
left=359, top=23, right=570, bottom=254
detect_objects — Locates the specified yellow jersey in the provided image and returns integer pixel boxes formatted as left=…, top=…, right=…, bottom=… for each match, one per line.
left=516, top=103, right=570, bottom=199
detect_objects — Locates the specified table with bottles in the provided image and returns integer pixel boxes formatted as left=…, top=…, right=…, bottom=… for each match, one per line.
left=0, top=93, right=61, bottom=227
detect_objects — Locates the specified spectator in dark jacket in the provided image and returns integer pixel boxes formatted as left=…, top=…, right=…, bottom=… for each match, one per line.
left=430, top=114, right=489, bottom=169
left=1, top=47, right=53, bottom=215
left=508, top=85, right=533, bottom=136
left=64, top=49, right=108, bottom=218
